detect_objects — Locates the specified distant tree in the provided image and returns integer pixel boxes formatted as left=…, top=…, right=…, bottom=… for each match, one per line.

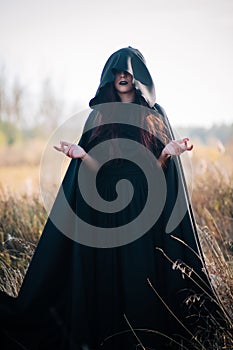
left=0, top=120, right=22, bottom=145
left=37, top=79, right=64, bottom=134
left=0, top=68, right=26, bottom=126
left=0, top=69, right=69, bottom=142
left=177, top=124, right=233, bottom=145
left=209, top=124, right=233, bottom=144
left=0, top=67, right=8, bottom=122
left=11, top=78, right=24, bottom=126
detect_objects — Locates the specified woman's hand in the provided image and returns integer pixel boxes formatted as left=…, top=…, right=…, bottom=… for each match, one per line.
left=158, top=138, right=193, bottom=167
left=54, top=141, right=87, bottom=159
left=162, top=138, right=193, bottom=157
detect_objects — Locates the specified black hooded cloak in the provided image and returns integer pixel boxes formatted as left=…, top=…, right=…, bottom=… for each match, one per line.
left=0, top=47, right=219, bottom=350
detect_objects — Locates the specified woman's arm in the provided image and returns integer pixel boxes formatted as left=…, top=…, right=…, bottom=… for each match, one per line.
left=157, top=148, right=171, bottom=167
left=158, top=138, right=193, bottom=167
left=54, top=141, right=99, bottom=171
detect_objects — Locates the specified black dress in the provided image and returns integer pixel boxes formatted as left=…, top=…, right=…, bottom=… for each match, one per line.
left=0, top=47, right=219, bottom=350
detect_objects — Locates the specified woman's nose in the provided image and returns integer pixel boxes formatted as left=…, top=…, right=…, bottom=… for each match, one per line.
left=120, top=71, right=126, bottom=77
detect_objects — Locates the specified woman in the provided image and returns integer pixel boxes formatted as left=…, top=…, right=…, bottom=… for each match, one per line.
left=0, top=47, right=219, bottom=349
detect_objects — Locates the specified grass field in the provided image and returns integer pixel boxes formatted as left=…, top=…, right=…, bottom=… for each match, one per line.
left=0, top=138, right=232, bottom=348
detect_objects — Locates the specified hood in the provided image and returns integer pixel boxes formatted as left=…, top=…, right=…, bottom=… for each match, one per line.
left=89, top=46, right=156, bottom=108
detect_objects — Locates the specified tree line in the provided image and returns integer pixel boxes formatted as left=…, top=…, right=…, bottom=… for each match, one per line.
left=0, top=67, right=76, bottom=145
left=0, top=68, right=232, bottom=146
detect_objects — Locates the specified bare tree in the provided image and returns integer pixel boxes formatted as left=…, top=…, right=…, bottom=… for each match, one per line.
left=38, top=78, right=64, bottom=133
left=11, top=78, right=24, bottom=126
left=0, top=66, right=8, bottom=122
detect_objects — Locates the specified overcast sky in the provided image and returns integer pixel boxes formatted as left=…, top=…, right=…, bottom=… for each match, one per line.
left=0, top=0, right=233, bottom=127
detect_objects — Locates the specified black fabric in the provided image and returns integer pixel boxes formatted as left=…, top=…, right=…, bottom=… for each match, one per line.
left=0, top=48, right=221, bottom=350
left=89, top=46, right=156, bottom=108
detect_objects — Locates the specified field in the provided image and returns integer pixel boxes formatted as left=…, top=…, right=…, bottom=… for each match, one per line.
left=0, top=137, right=232, bottom=348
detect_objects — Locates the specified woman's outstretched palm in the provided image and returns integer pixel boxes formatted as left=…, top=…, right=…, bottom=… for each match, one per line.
left=54, top=141, right=86, bottom=159
left=163, top=137, right=193, bottom=156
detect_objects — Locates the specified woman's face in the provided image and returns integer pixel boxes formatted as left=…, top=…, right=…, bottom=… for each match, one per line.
left=114, top=71, right=134, bottom=94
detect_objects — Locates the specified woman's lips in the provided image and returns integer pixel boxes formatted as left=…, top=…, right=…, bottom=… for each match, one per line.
left=119, top=81, right=128, bottom=85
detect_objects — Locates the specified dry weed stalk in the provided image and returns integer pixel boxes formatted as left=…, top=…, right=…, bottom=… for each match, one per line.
left=151, top=237, right=233, bottom=350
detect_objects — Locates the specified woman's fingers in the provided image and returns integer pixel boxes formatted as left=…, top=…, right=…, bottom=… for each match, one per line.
left=53, top=145, right=63, bottom=152
left=183, top=138, right=193, bottom=151
left=176, top=138, right=193, bottom=151
left=53, top=141, right=86, bottom=159
left=60, top=141, right=72, bottom=154
left=164, top=138, right=194, bottom=156
left=186, top=143, right=193, bottom=151
left=54, top=141, right=72, bottom=154
left=67, top=144, right=76, bottom=157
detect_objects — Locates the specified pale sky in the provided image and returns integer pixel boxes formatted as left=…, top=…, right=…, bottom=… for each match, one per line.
left=0, top=0, right=233, bottom=127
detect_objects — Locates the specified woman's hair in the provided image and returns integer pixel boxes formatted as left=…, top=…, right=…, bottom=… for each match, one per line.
left=88, top=82, right=169, bottom=154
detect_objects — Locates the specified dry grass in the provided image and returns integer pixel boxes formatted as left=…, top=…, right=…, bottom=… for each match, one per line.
left=190, top=142, right=233, bottom=318
left=0, top=139, right=232, bottom=348
left=0, top=139, right=45, bottom=167
left=0, top=185, right=47, bottom=296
